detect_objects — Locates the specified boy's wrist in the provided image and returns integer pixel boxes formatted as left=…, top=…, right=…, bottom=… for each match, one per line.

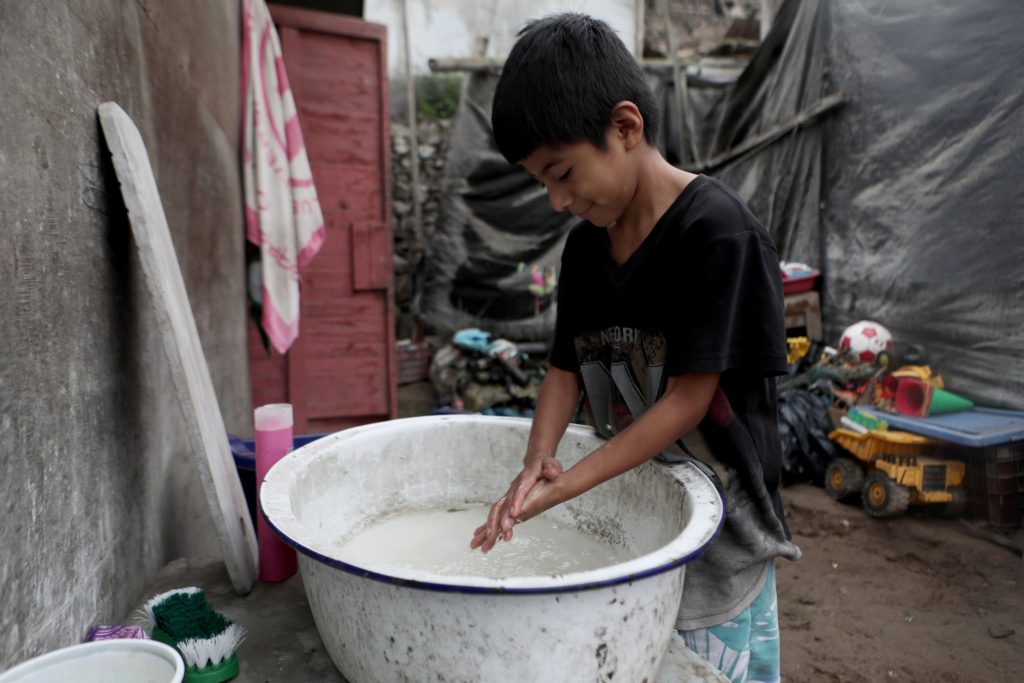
left=523, top=449, right=556, bottom=466
left=521, top=471, right=570, bottom=521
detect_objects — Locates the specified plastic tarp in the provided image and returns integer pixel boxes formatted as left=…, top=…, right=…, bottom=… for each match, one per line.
left=820, top=0, right=1024, bottom=409
left=708, top=0, right=1023, bottom=408
left=420, top=66, right=736, bottom=341
left=420, top=73, right=574, bottom=341
left=422, top=0, right=1024, bottom=407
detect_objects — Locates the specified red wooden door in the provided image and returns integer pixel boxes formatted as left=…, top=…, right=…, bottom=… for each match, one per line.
left=248, top=6, right=396, bottom=433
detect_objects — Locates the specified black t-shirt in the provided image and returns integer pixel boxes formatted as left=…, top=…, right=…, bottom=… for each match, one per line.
left=550, top=175, right=801, bottom=628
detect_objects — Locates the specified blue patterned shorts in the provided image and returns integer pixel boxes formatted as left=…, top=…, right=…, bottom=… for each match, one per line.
left=679, top=562, right=780, bottom=683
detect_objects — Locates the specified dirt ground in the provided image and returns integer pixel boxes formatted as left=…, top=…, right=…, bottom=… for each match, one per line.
left=777, top=484, right=1023, bottom=682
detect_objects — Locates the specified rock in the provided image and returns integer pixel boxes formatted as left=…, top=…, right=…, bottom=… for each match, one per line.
left=988, top=624, right=1015, bottom=639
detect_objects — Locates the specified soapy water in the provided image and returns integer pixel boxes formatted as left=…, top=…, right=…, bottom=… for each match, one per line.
left=336, top=504, right=632, bottom=578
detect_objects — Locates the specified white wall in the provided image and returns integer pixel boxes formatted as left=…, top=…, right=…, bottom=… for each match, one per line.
left=365, top=0, right=642, bottom=78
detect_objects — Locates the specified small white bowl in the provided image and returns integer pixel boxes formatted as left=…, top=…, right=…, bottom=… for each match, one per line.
left=0, top=639, right=184, bottom=683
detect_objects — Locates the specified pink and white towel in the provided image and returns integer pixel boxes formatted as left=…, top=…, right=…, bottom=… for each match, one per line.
left=242, top=0, right=324, bottom=354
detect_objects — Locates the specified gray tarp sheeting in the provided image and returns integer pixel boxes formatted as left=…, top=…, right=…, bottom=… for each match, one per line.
left=422, top=0, right=1024, bottom=407
left=816, top=0, right=1024, bottom=408
left=420, top=74, right=572, bottom=341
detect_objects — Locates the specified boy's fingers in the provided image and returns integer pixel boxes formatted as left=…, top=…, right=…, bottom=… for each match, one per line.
left=471, top=494, right=510, bottom=552
left=485, top=521, right=503, bottom=552
left=500, top=515, right=514, bottom=541
left=470, top=521, right=492, bottom=549
left=472, top=526, right=493, bottom=551
left=509, top=488, right=527, bottom=518
left=510, top=476, right=539, bottom=517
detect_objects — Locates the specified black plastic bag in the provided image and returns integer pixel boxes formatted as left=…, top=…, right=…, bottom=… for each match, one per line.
left=778, top=386, right=838, bottom=486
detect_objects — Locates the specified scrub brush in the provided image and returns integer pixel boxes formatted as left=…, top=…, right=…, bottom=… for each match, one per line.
left=142, top=587, right=245, bottom=683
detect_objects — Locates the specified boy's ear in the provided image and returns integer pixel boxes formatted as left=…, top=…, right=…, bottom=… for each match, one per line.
left=609, top=101, right=645, bottom=150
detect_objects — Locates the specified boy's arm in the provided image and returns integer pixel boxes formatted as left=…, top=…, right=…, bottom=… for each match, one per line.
left=475, top=371, right=720, bottom=551
left=520, top=365, right=581, bottom=471
left=470, top=366, right=580, bottom=551
left=547, top=371, right=719, bottom=504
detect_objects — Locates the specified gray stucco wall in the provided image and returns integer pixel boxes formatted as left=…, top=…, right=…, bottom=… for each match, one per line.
left=0, top=1, right=251, bottom=668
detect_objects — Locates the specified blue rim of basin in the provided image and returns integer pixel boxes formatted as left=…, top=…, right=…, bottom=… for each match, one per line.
left=259, top=415, right=725, bottom=595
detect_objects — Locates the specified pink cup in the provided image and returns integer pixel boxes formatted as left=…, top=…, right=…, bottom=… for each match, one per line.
left=255, top=403, right=298, bottom=582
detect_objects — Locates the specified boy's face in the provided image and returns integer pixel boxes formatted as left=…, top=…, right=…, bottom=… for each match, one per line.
left=520, top=128, right=635, bottom=228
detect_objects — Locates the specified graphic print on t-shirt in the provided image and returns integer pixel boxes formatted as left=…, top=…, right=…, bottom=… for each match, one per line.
left=575, top=326, right=667, bottom=437
left=575, top=324, right=726, bottom=482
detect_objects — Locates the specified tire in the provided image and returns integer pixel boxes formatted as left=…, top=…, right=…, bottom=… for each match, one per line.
left=862, top=471, right=910, bottom=518
left=825, top=458, right=865, bottom=501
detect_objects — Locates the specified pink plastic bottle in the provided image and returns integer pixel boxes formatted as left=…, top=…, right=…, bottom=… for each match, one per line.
left=254, top=403, right=298, bottom=582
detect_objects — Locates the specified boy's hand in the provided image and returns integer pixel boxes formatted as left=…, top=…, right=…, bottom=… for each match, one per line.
left=470, top=456, right=562, bottom=552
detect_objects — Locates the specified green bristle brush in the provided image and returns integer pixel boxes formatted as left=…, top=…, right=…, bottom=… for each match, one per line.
left=143, top=587, right=245, bottom=683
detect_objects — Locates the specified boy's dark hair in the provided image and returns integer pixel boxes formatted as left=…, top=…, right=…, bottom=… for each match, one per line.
left=491, top=13, right=659, bottom=164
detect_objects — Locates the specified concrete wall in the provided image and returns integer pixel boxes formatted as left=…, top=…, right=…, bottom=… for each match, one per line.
left=365, top=0, right=643, bottom=78
left=0, top=0, right=250, bottom=669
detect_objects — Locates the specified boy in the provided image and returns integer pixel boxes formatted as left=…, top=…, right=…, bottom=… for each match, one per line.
left=469, top=13, right=800, bottom=683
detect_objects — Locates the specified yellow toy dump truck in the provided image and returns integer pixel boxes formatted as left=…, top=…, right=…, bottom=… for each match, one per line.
left=826, top=424, right=966, bottom=518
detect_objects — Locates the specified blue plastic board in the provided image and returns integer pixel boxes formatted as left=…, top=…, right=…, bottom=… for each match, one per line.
left=858, top=407, right=1024, bottom=447
left=229, top=432, right=329, bottom=470
left=228, top=433, right=330, bottom=526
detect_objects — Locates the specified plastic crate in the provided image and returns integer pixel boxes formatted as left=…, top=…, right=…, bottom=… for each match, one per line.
left=782, top=268, right=820, bottom=295
left=229, top=433, right=329, bottom=525
left=965, top=443, right=1024, bottom=528
left=396, top=339, right=431, bottom=385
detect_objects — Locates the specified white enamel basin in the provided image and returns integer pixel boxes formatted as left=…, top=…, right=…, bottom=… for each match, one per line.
left=261, top=415, right=722, bottom=682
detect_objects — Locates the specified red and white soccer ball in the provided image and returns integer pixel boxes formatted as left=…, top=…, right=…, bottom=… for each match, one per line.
left=839, top=320, right=893, bottom=364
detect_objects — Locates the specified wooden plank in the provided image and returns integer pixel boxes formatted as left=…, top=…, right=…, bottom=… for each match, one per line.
left=352, top=221, right=392, bottom=290
left=307, top=415, right=383, bottom=433
left=302, top=270, right=353, bottom=298
left=98, top=102, right=258, bottom=593
left=309, top=165, right=383, bottom=215
left=278, top=25, right=311, bottom=435
left=302, top=295, right=389, bottom=331
left=305, top=370, right=389, bottom=416
left=303, top=337, right=388, bottom=360
left=296, top=112, right=381, bottom=166
left=287, top=327, right=309, bottom=433
left=263, top=5, right=397, bottom=422
left=784, top=290, right=823, bottom=340
left=693, top=92, right=848, bottom=173
left=308, top=216, right=353, bottom=272
left=269, top=4, right=386, bottom=42
left=291, top=38, right=380, bottom=103
left=428, top=57, right=504, bottom=74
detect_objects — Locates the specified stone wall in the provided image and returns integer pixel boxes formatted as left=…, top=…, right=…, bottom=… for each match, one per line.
left=390, top=117, right=454, bottom=339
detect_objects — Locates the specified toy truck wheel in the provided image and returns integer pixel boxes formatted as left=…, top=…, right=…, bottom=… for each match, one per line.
left=825, top=458, right=864, bottom=501
left=862, top=471, right=909, bottom=518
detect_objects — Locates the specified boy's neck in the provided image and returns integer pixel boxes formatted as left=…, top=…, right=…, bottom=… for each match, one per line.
left=607, top=151, right=696, bottom=264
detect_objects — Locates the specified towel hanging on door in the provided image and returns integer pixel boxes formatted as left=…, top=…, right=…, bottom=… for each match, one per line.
left=242, top=0, right=324, bottom=354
